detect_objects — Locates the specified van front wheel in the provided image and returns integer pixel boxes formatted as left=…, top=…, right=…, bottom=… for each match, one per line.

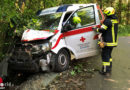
left=51, top=49, right=70, bottom=72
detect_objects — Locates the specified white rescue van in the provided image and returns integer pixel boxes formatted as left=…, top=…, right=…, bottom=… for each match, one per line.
left=8, top=4, right=104, bottom=73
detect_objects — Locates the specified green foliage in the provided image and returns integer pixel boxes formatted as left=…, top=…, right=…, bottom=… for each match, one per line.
left=70, top=64, right=83, bottom=76
left=0, top=0, right=43, bottom=60
left=118, top=25, right=130, bottom=36
left=70, top=70, right=76, bottom=76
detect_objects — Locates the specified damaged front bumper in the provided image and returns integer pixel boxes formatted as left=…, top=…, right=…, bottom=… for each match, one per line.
left=39, top=53, right=52, bottom=71
left=8, top=59, right=39, bottom=72
left=8, top=42, right=53, bottom=72
left=8, top=53, right=52, bottom=72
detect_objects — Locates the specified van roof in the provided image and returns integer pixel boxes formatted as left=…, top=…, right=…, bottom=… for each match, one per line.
left=39, top=3, right=96, bottom=16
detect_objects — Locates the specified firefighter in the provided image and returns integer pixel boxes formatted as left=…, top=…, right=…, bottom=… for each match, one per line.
left=65, top=16, right=81, bottom=30
left=96, top=7, right=118, bottom=76
left=73, top=16, right=81, bottom=24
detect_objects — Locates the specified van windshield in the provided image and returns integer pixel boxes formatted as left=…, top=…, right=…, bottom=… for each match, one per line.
left=28, top=12, right=62, bottom=30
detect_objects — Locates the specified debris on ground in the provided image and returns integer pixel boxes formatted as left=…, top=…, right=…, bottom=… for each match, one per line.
left=45, top=55, right=101, bottom=90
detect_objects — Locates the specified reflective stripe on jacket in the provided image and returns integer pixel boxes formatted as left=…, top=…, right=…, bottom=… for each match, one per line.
left=97, top=15, right=118, bottom=47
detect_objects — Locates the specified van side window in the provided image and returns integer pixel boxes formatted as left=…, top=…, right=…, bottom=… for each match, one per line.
left=65, top=6, right=96, bottom=31
left=63, top=12, right=72, bottom=25
left=63, top=12, right=72, bottom=22
left=77, top=6, right=95, bottom=27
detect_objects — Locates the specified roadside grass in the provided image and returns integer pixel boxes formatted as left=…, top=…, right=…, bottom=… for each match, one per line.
left=118, top=25, right=130, bottom=36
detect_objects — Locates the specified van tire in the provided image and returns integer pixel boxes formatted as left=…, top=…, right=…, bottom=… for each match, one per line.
left=51, top=49, right=70, bottom=72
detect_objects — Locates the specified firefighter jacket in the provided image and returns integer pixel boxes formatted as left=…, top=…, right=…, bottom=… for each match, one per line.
left=97, top=15, right=118, bottom=47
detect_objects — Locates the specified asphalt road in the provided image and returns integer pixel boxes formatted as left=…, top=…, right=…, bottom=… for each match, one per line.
left=86, top=37, right=130, bottom=90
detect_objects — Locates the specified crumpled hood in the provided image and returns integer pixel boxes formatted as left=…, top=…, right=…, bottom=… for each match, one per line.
left=21, top=29, right=58, bottom=42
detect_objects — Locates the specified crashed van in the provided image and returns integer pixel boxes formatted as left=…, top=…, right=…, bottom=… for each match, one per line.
left=8, top=4, right=104, bottom=73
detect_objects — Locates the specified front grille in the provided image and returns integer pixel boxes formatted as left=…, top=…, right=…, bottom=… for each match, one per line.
left=10, top=44, right=33, bottom=62
left=11, top=50, right=32, bottom=62
left=10, top=43, right=46, bottom=62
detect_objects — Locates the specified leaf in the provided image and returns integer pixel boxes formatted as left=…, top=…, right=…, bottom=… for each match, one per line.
left=77, top=69, right=81, bottom=73
left=10, top=22, right=14, bottom=28
left=74, top=66, right=78, bottom=70
left=70, top=70, right=76, bottom=76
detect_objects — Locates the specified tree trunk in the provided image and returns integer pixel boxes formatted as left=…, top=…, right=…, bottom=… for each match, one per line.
left=99, top=0, right=102, bottom=10
left=0, top=22, right=8, bottom=61
left=118, top=0, right=122, bottom=23
left=43, top=0, right=46, bottom=8
left=126, top=0, right=130, bottom=24
left=110, top=0, right=113, bottom=6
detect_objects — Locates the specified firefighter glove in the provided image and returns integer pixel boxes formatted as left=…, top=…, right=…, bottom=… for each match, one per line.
left=98, top=42, right=106, bottom=48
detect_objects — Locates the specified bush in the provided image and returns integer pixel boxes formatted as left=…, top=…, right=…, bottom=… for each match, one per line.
left=118, top=25, right=130, bottom=36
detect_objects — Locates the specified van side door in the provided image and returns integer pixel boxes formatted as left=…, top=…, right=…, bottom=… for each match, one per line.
left=63, top=5, right=99, bottom=59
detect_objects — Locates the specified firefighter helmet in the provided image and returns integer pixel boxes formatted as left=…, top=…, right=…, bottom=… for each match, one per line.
left=104, top=7, right=115, bottom=16
left=73, top=16, right=81, bottom=24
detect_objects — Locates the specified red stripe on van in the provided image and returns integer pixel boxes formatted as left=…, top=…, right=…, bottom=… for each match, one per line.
left=51, top=25, right=100, bottom=49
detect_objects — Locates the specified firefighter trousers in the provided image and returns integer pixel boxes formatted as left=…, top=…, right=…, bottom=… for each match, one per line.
left=101, top=46, right=113, bottom=72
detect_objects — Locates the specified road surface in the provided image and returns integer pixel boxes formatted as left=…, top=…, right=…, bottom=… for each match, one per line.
left=86, top=37, right=130, bottom=90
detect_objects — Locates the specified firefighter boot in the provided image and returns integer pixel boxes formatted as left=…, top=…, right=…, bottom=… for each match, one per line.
left=99, top=65, right=111, bottom=77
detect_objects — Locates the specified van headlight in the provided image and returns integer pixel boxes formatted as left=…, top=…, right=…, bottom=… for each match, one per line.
left=42, top=42, right=52, bottom=52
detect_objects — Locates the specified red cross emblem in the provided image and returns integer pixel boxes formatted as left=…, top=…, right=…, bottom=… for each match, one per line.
left=80, top=36, right=86, bottom=42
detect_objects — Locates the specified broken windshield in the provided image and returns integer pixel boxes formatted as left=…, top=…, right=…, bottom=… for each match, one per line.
left=27, top=12, right=62, bottom=30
